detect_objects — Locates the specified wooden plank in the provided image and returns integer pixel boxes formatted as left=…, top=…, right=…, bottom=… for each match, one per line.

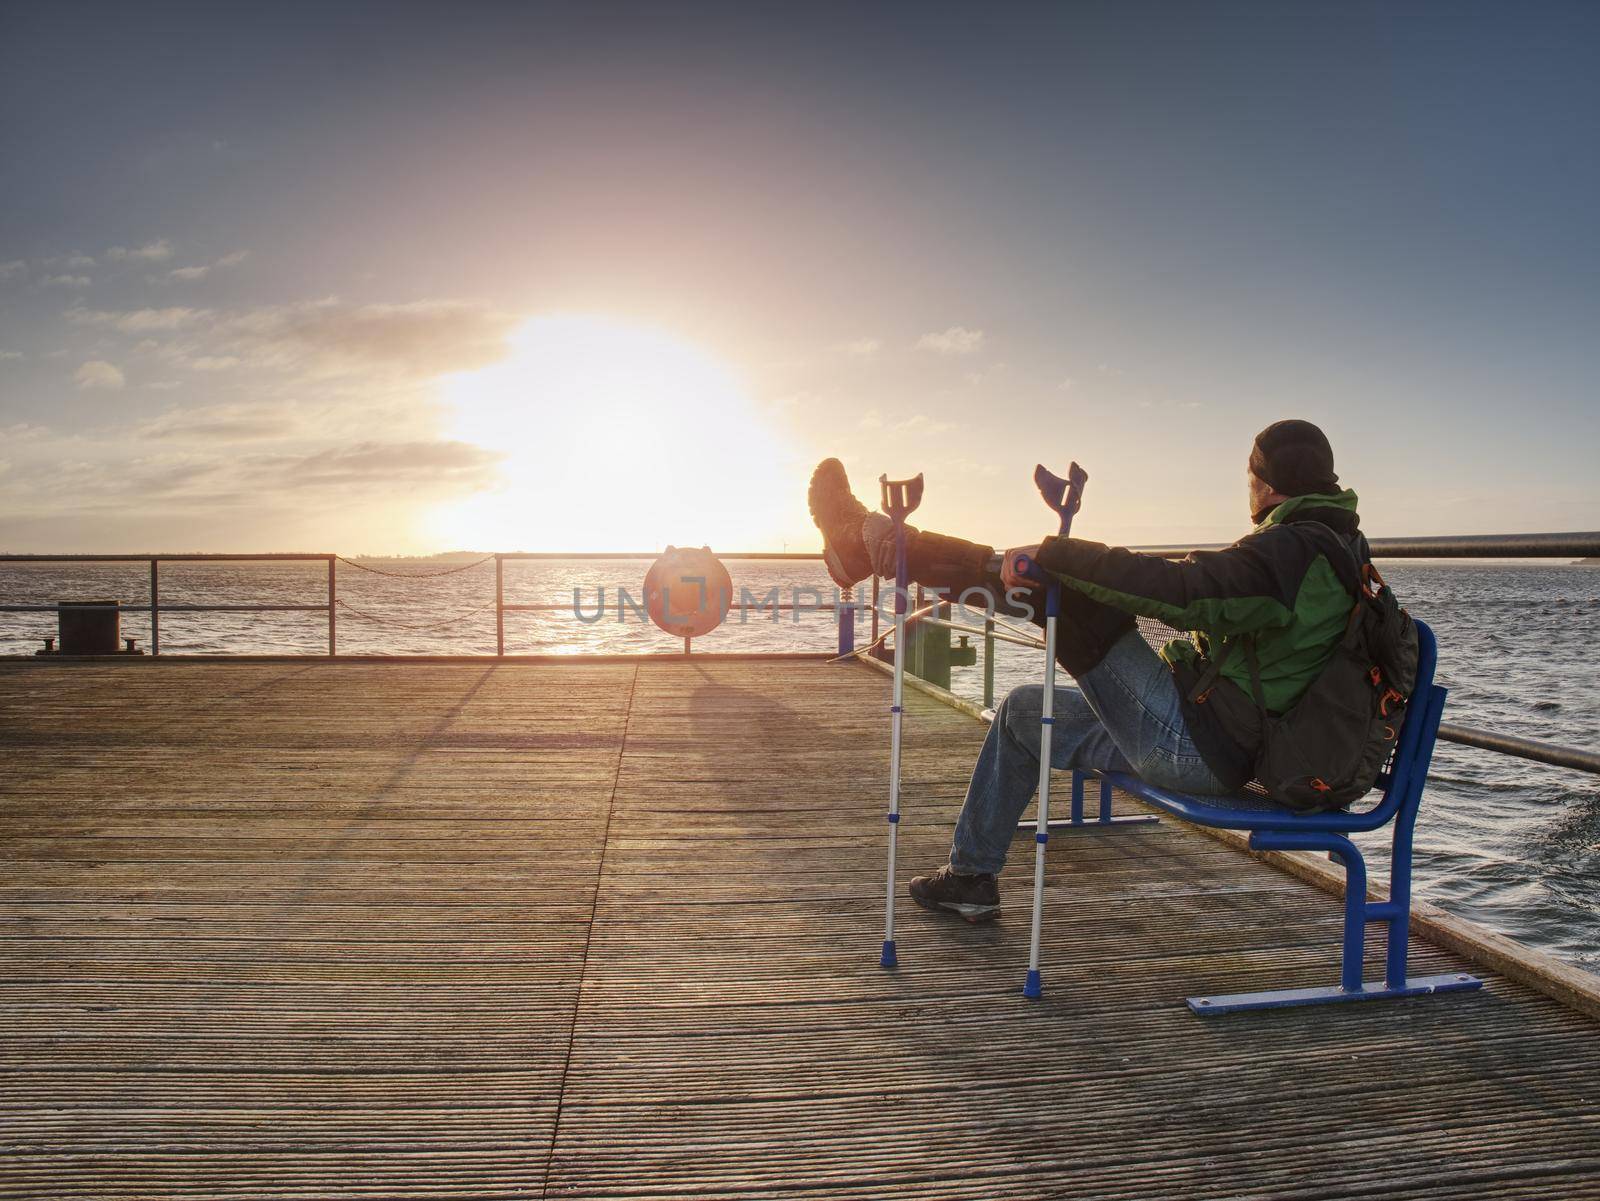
left=2, top=658, right=1597, bottom=1201
left=0, top=661, right=635, bottom=1200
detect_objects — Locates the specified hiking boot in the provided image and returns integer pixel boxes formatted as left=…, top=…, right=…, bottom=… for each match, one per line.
left=808, top=458, right=873, bottom=588
left=909, top=864, right=1001, bottom=922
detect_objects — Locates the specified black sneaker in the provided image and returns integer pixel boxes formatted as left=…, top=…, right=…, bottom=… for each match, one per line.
left=807, top=458, right=873, bottom=588
left=909, top=864, right=1001, bottom=922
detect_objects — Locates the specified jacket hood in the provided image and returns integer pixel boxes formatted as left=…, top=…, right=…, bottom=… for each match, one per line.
left=1255, top=489, right=1360, bottom=534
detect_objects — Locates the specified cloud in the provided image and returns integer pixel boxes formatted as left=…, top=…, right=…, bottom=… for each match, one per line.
left=943, top=457, right=1001, bottom=478
left=42, top=274, right=91, bottom=288
left=71, top=306, right=212, bottom=332
left=165, top=249, right=248, bottom=282
left=858, top=408, right=956, bottom=437
left=837, top=337, right=881, bottom=358
left=894, top=413, right=956, bottom=435
left=75, top=360, right=126, bottom=390
left=138, top=402, right=299, bottom=442
left=916, top=326, right=985, bottom=355
left=283, top=440, right=502, bottom=490
left=0, top=447, right=235, bottom=507
left=5, top=441, right=500, bottom=519
left=206, top=298, right=515, bottom=379
left=0, top=260, right=25, bottom=279
left=63, top=296, right=515, bottom=385
left=107, top=238, right=173, bottom=263
left=0, top=350, right=22, bottom=362
left=964, top=362, right=1009, bottom=385
left=64, top=253, right=96, bottom=269
left=0, top=360, right=504, bottom=533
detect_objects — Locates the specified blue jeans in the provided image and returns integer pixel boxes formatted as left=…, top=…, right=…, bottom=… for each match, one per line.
left=950, top=629, right=1231, bottom=875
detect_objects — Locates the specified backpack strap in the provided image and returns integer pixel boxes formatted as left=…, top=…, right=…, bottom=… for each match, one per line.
left=1186, top=635, right=1239, bottom=704
left=1297, top=520, right=1366, bottom=601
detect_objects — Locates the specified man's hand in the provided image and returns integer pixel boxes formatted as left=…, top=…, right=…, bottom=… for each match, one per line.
left=1000, top=544, right=1045, bottom=591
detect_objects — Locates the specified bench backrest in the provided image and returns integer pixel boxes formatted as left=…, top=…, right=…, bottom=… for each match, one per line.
left=1368, top=618, right=1443, bottom=827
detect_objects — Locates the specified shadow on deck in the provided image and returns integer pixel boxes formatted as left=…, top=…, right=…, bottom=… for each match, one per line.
left=2, top=658, right=1597, bottom=1199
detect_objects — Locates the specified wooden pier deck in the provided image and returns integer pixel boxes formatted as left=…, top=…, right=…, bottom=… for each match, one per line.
left=2, top=657, right=1598, bottom=1199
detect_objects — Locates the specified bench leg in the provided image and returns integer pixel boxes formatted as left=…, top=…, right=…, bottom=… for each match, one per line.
left=1016, top=773, right=1161, bottom=833
left=1382, top=782, right=1426, bottom=990
left=1187, top=828, right=1482, bottom=1015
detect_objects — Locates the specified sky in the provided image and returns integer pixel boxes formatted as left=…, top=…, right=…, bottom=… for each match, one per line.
left=1, top=1, right=1597, bottom=554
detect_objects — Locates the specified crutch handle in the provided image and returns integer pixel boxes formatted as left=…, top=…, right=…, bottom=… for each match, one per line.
left=1010, top=552, right=1047, bottom=584
left=879, top=473, right=924, bottom=524
left=1035, top=462, right=1088, bottom=537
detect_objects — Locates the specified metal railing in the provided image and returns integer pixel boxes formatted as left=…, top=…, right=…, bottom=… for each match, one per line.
left=3, top=531, right=1597, bottom=778
left=1132, top=531, right=1600, bottom=560
left=0, top=551, right=850, bottom=659
left=0, top=554, right=336, bottom=657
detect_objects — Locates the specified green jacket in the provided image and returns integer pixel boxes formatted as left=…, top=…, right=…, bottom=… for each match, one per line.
left=1034, top=490, right=1368, bottom=779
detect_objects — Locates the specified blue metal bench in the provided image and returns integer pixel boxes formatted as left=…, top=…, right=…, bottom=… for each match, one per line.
left=1094, top=619, right=1484, bottom=1015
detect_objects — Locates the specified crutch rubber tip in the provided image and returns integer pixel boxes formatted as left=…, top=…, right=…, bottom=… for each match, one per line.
left=880, top=940, right=898, bottom=969
left=1023, top=969, right=1043, bottom=999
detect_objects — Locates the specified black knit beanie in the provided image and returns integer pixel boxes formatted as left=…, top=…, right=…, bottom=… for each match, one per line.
left=1249, top=419, right=1338, bottom=497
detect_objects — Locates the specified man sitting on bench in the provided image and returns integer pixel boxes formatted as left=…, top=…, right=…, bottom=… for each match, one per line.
left=807, top=419, right=1369, bottom=923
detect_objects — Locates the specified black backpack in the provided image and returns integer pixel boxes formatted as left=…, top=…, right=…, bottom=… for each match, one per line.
left=1194, top=528, right=1420, bottom=812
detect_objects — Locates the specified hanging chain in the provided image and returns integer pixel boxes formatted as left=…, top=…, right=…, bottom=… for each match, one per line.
left=334, top=554, right=495, bottom=579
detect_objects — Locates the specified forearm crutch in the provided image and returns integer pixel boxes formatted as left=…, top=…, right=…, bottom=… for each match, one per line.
left=877, top=472, right=923, bottom=969
left=1013, top=462, right=1086, bottom=999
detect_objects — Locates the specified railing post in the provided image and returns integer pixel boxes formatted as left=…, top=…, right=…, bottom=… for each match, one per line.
left=983, top=616, right=994, bottom=709
left=837, top=589, right=856, bottom=656
left=326, top=556, right=336, bottom=657
left=871, top=576, right=880, bottom=648
left=495, top=554, right=504, bottom=657
left=149, top=558, right=160, bottom=657
left=911, top=583, right=924, bottom=678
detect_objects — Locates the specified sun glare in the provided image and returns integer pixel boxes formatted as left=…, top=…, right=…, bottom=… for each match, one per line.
left=428, top=315, right=802, bottom=552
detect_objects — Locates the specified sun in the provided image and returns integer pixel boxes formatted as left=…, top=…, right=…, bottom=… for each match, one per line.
left=426, top=315, right=803, bottom=552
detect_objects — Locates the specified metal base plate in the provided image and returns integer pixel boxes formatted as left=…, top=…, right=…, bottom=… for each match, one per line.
left=1188, top=972, right=1484, bottom=1015
left=1017, top=815, right=1161, bottom=831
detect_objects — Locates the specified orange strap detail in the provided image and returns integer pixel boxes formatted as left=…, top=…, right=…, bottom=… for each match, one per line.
left=1363, top=562, right=1388, bottom=598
